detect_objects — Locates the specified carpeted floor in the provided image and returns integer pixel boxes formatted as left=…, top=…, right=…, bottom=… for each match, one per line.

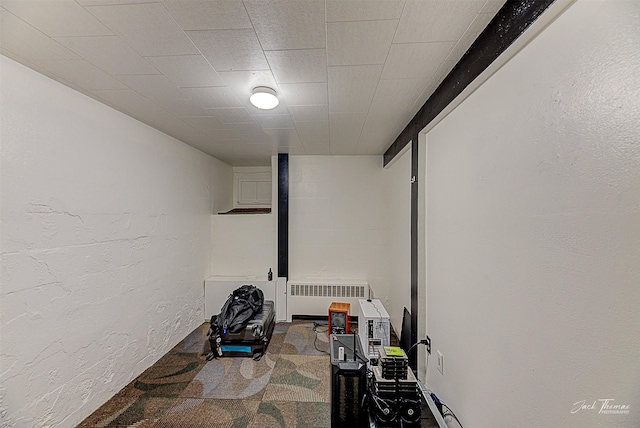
left=78, top=321, right=332, bottom=428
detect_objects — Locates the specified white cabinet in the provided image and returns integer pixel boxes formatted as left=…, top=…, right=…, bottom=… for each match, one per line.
left=233, top=167, right=271, bottom=208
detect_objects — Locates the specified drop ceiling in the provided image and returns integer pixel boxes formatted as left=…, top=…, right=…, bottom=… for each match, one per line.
left=0, top=0, right=505, bottom=166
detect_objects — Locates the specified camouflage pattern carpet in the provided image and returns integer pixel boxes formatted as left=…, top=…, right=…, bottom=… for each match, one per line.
left=78, top=321, right=332, bottom=428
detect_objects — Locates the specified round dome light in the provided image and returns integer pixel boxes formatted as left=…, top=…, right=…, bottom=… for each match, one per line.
left=249, top=86, right=279, bottom=110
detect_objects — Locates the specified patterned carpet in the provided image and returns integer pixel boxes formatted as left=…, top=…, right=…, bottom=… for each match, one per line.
left=78, top=321, right=332, bottom=428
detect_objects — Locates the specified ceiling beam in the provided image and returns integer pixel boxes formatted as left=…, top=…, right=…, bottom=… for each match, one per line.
left=383, top=0, right=556, bottom=166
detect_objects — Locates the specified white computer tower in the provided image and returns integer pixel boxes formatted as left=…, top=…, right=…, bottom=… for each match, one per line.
left=357, top=299, right=391, bottom=359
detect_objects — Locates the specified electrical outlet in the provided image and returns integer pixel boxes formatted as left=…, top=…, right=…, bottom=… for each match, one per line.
left=425, top=336, right=431, bottom=354
left=437, top=350, right=444, bottom=375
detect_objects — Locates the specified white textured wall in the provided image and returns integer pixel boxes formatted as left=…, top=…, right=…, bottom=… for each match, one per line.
left=384, top=149, right=412, bottom=334
left=289, top=156, right=389, bottom=297
left=210, top=213, right=276, bottom=277
left=210, top=156, right=276, bottom=278
left=210, top=155, right=278, bottom=278
left=425, top=1, right=640, bottom=427
left=0, top=56, right=233, bottom=427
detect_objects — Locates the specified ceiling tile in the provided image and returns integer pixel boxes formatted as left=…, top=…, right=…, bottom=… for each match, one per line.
left=244, top=0, right=325, bottom=50
left=1, top=0, right=113, bottom=37
left=328, top=65, right=383, bottom=113
left=86, top=3, right=198, bottom=56
left=217, top=69, right=278, bottom=99
left=254, top=114, right=295, bottom=130
left=153, top=117, right=208, bottom=144
left=34, top=59, right=126, bottom=90
left=180, top=116, right=226, bottom=131
left=446, top=12, right=496, bottom=64
left=157, top=98, right=208, bottom=116
left=174, top=135, right=226, bottom=158
left=0, top=10, right=80, bottom=61
left=86, top=88, right=143, bottom=115
left=89, top=88, right=191, bottom=136
left=265, top=49, right=327, bottom=84
left=381, top=41, right=455, bottom=80
left=217, top=69, right=277, bottom=87
left=327, top=20, right=397, bottom=66
left=363, top=107, right=410, bottom=140
left=223, top=122, right=268, bottom=137
left=161, top=0, right=251, bottom=30
left=116, top=74, right=189, bottom=101
left=164, top=125, right=208, bottom=144
left=481, top=0, right=507, bottom=14
left=408, top=77, right=440, bottom=118
left=356, top=130, right=393, bottom=155
left=368, top=78, right=425, bottom=120
left=295, top=120, right=329, bottom=135
left=8, top=56, right=89, bottom=95
left=288, top=105, right=329, bottom=122
left=178, top=128, right=222, bottom=147
left=435, top=58, right=458, bottom=86
left=295, top=121, right=330, bottom=154
left=56, top=36, right=158, bottom=75
left=181, top=86, right=242, bottom=109
left=395, top=0, right=485, bottom=43
left=326, top=0, right=405, bottom=22
left=329, top=112, right=366, bottom=154
left=262, top=128, right=302, bottom=147
left=278, top=82, right=328, bottom=106
left=145, top=55, right=225, bottom=88
left=211, top=146, right=273, bottom=166
left=217, top=69, right=292, bottom=116
left=204, top=108, right=255, bottom=124
left=3, top=0, right=504, bottom=165
left=187, top=29, right=269, bottom=71
left=200, top=128, right=242, bottom=140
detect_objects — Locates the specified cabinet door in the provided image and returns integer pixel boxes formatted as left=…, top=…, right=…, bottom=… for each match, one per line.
left=234, top=168, right=271, bottom=207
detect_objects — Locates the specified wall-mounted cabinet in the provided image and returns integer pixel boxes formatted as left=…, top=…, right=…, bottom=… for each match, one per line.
left=233, top=166, right=271, bottom=208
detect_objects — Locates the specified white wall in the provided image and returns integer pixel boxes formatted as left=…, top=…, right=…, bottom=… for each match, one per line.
left=424, top=1, right=640, bottom=427
left=210, top=157, right=277, bottom=278
left=0, top=56, right=233, bottom=428
left=210, top=154, right=409, bottom=327
left=289, top=156, right=390, bottom=297
left=210, top=214, right=276, bottom=277
left=384, top=148, right=412, bottom=334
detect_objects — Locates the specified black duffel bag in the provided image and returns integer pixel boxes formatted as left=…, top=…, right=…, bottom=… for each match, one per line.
left=207, top=284, right=264, bottom=359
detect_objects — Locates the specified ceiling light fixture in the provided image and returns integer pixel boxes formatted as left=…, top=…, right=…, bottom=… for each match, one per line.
left=249, top=86, right=279, bottom=110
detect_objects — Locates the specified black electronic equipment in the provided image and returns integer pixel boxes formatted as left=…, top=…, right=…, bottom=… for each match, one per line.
left=367, top=346, right=421, bottom=427
left=330, top=334, right=368, bottom=428
left=399, top=307, right=412, bottom=354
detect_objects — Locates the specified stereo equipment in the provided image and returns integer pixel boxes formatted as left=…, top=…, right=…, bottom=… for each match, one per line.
left=328, top=302, right=350, bottom=334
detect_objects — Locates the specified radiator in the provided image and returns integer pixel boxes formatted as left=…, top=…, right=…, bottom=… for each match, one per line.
left=286, top=279, right=369, bottom=322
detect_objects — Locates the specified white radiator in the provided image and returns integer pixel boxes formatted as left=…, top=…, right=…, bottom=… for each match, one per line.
left=286, top=279, right=370, bottom=322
